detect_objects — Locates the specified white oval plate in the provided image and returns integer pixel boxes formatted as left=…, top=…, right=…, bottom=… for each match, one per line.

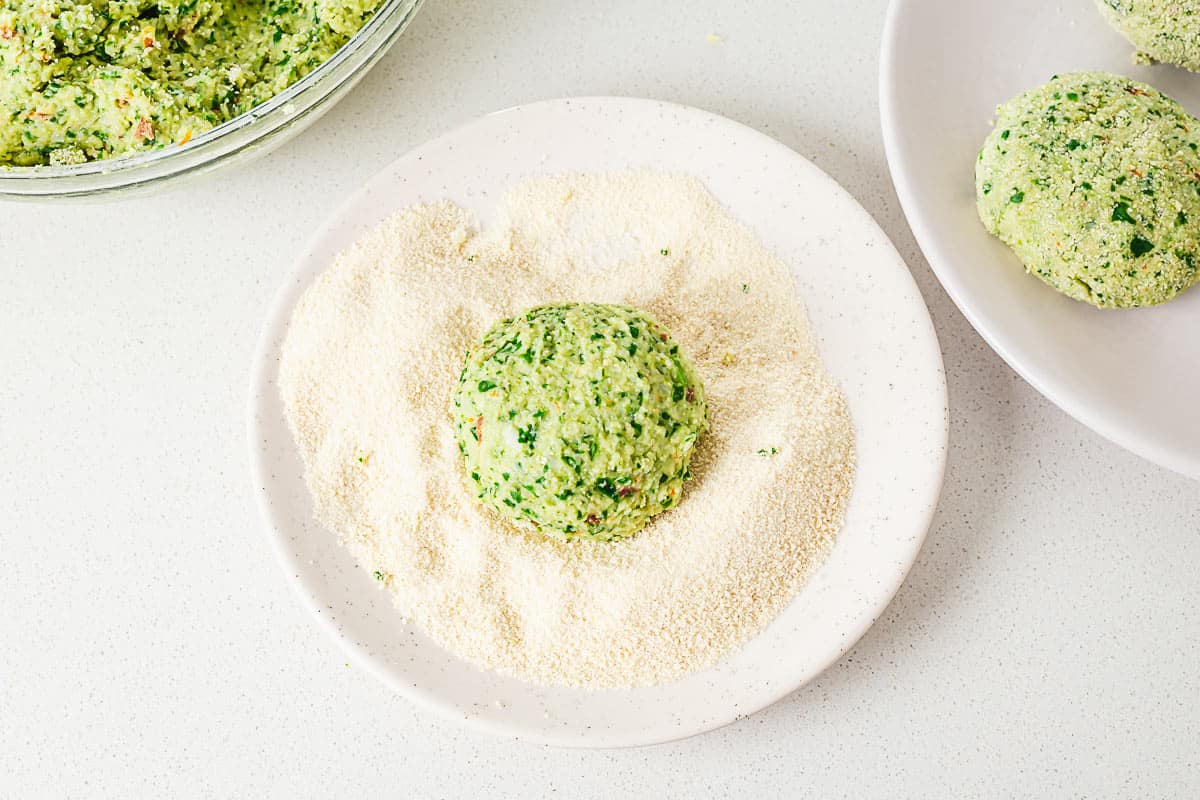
left=881, top=0, right=1200, bottom=479
left=249, top=98, right=947, bottom=747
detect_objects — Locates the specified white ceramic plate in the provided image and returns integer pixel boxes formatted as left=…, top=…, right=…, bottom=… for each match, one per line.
left=249, top=97, right=947, bottom=747
left=881, top=0, right=1200, bottom=479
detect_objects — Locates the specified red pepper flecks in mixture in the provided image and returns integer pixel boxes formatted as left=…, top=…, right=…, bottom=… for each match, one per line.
left=0, top=0, right=382, bottom=166
left=451, top=303, right=708, bottom=542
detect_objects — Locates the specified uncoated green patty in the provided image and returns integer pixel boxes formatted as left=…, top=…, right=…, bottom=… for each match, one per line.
left=1095, top=0, right=1200, bottom=71
left=451, top=303, right=708, bottom=542
left=976, top=71, right=1200, bottom=308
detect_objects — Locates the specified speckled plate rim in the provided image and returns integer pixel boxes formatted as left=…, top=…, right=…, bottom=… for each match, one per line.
left=248, top=97, right=948, bottom=748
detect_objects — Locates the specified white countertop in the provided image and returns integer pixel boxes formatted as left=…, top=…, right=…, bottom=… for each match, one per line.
left=3, top=0, right=1197, bottom=796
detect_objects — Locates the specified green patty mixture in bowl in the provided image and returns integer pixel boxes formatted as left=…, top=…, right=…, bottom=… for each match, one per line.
left=976, top=71, right=1200, bottom=308
left=452, top=303, right=708, bottom=542
left=0, top=0, right=424, bottom=197
left=1095, top=0, right=1200, bottom=71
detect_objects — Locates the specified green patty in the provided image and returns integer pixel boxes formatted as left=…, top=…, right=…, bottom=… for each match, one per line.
left=0, top=0, right=379, bottom=166
left=451, top=303, right=708, bottom=542
left=976, top=71, right=1200, bottom=308
left=1095, top=0, right=1200, bottom=71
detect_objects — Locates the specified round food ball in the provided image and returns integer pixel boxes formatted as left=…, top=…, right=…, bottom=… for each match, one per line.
left=1095, top=0, right=1200, bottom=71
left=976, top=71, right=1200, bottom=308
left=451, top=303, right=708, bottom=541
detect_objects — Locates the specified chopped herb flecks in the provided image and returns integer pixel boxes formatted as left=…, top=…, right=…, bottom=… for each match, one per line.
left=451, top=303, right=708, bottom=541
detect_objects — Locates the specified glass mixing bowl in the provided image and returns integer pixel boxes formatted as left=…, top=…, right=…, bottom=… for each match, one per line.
left=0, top=0, right=425, bottom=201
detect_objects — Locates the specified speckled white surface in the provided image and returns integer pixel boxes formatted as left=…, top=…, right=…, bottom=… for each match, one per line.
left=2, top=0, right=1198, bottom=796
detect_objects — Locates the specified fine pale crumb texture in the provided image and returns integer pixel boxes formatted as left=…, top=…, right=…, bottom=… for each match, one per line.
left=278, top=172, right=856, bottom=689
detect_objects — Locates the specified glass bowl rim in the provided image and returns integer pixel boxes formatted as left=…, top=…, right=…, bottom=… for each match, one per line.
left=0, top=0, right=420, bottom=183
